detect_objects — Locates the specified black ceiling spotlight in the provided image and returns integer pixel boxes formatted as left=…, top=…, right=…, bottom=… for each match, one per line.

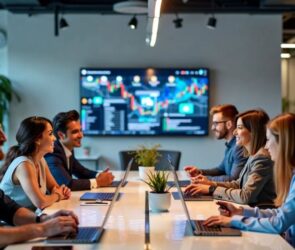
left=128, top=15, right=138, bottom=30
left=173, top=14, right=183, bottom=28
left=207, top=16, right=217, bottom=29
left=60, top=17, right=69, bottom=29
left=207, top=0, right=217, bottom=30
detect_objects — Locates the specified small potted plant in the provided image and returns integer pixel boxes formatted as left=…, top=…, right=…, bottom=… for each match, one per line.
left=144, top=171, right=172, bottom=212
left=134, top=144, right=161, bottom=181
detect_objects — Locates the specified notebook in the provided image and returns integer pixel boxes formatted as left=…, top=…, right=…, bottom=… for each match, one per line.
left=80, top=160, right=132, bottom=201
left=168, top=157, right=241, bottom=237
left=47, top=159, right=134, bottom=244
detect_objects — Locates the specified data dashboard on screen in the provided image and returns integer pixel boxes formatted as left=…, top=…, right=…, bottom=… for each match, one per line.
left=80, top=68, right=209, bottom=136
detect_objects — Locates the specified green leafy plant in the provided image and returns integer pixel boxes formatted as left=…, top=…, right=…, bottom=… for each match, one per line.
left=133, top=144, right=161, bottom=166
left=0, top=75, right=20, bottom=125
left=143, top=171, right=171, bottom=193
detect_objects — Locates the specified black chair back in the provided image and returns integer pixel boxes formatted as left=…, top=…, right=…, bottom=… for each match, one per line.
left=119, top=150, right=181, bottom=171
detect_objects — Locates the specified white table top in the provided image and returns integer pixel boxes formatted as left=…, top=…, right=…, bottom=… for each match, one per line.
left=7, top=171, right=293, bottom=250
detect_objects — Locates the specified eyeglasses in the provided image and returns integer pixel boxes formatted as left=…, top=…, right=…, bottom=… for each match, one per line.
left=212, top=120, right=228, bottom=127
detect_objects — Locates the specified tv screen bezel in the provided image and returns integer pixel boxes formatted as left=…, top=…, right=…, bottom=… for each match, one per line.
left=79, top=67, right=210, bottom=137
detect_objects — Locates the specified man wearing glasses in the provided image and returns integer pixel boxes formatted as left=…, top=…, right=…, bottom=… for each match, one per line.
left=185, top=104, right=248, bottom=182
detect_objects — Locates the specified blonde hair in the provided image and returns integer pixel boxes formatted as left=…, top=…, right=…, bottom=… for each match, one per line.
left=268, top=113, right=295, bottom=206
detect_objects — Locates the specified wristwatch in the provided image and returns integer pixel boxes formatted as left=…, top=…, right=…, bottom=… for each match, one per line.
left=35, top=213, right=47, bottom=223
left=208, top=185, right=217, bottom=195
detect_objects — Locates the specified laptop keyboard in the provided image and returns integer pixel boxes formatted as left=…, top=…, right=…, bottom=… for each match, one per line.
left=111, top=181, right=128, bottom=187
left=195, top=220, right=222, bottom=233
left=66, top=227, right=101, bottom=243
left=99, top=193, right=115, bottom=200
left=183, top=193, right=198, bottom=199
left=76, top=227, right=99, bottom=239
left=80, top=192, right=122, bottom=201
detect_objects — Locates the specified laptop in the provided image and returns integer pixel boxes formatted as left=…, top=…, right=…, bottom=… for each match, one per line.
left=172, top=191, right=213, bottom=201
left=80, top=159, right=132, bottom=201
left=47, top=159, right=134, bottom=244
left=168, top=157, right=241, bottom=236
left=168, top=172, right=213, bottom=201
left=167, top=180, right=190, bottom=187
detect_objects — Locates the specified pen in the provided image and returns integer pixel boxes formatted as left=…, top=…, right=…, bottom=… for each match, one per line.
left=84, top=201, right=108, bottom=205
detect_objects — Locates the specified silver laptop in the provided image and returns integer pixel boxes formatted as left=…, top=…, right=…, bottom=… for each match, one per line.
left=80, top=158, right=132, bottom=201
left=47, top=158, right=134, bottom=244
left=168, top=157, right=241, bottom=237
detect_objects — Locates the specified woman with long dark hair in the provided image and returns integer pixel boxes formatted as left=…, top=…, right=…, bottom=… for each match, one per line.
left=0, top=116, right=70, bottom=211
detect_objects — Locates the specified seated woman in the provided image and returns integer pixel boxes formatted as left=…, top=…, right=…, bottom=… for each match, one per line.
left=0, top=116, right=71, bottom=212
left=185, top=110, right=276, bottom=208
left=204, top=113, right=295, bottom=247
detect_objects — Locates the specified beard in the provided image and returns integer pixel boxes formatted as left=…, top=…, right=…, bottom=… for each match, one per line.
left=214, top=129, right=229, bottom=140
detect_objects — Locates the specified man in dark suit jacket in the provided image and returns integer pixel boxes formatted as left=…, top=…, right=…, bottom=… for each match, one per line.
left=45, top=110, right=114, bottom=191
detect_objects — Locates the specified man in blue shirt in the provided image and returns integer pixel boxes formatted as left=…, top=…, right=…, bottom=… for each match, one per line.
left=185, top=104, right=248, bottom=182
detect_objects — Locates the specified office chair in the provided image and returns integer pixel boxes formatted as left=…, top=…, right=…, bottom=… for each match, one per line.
left=119, top=150, right=181, bottom=171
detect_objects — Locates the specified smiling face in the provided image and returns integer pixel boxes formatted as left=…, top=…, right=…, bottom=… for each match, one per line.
left=58, top=120, right=83, bottom=150
left=211, top=113, right=230, bottom=140
left=265, top=128, right=279, bottom=161
left=234, top=118, right=251, bottom=150
left=37, top=122, right=56, bottom=155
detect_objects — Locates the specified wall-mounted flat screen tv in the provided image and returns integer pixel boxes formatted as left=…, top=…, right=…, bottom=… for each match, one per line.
left=80, top=68, right=209, bottom=136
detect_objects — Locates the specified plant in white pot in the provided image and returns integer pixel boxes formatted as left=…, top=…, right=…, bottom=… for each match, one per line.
left=144, top=171, right=172, bottom=212
left=134, top=144, right=161, bottom=181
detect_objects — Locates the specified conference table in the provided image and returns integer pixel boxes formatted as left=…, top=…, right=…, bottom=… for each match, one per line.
left=7, top=171, right=293, bottom=250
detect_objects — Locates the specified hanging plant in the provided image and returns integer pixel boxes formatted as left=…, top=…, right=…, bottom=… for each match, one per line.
left=0, top=75, right=21, bottom=125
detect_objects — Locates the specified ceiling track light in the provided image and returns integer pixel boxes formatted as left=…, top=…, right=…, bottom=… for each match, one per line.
left=281, top=53, right=291, bottom=59
left=173, top=14, right=183, bottom=28
left=281, top=43, right=295, bottom=49
left=146, top=0, right=163, bottom=47
left=207, top=0, right=217, bottom=30
left=128, top=15, right=138, bottom=30
left=207, top=16, right=217, bottom=29
left=54, top=5, right=59, bottom=36
left=60, top=17, right=69, bottom=29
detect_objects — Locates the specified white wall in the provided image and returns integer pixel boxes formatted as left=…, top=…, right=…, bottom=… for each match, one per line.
left=3, top=12, right=282, bottom=170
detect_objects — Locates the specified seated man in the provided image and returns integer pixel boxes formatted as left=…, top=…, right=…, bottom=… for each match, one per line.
left=0, top=189, right=78, bottom=247
left=185, top=104, right=248, bottom=182
left=45, top=110, right=114, bottom=191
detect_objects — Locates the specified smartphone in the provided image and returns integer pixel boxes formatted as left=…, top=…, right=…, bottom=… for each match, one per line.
left=32, top=246, right=73, bottom=250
